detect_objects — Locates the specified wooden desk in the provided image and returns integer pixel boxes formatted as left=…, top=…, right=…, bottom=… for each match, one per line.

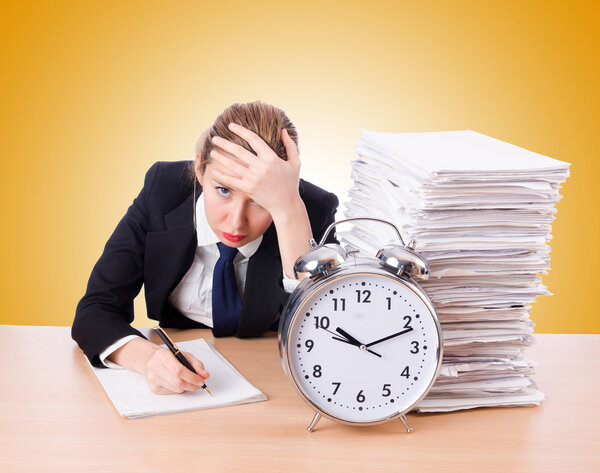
left=1, top=326, right=598, bottom=472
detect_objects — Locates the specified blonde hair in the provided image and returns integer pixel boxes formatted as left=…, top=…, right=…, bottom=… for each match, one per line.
left=194, top=101, right=299, bottom=178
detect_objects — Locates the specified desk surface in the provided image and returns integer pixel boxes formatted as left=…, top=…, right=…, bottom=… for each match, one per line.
left=1, top=326, right=598, bottom=473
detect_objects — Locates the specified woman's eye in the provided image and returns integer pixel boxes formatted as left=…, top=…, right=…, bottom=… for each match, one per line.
left=217, top=187, right=230, bottom=196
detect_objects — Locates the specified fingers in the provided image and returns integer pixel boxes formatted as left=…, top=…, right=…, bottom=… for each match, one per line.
left=281, top=128, right=300, bottom=164
left=211, top=135, right=256, bottom=167
left=226, top=122, right=274, bottom=157
left=210, top=148, right=272, bottom=197
left=144, top=348, right=209, bottom=395
left=210, top=148, right=250, bottom=179
left=182, top=351, right=210, bottom=379
left=151, top=369, right=199, bottom=394
left=211, top=165, right=249, bottom=193
left=214, top=123, right=296, bottom=165
left=212, top=123, right=299, bottom=171
left=161, top=350, right=209, bottom=386
left=209, top=142, right=262, bottom=189
left=211, top=127, right=294, bottom=186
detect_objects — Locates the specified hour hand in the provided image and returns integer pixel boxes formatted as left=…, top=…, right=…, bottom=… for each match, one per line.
left=336, top=327, right=364, bottom=346
left=334, top=327, right=382, bottom=358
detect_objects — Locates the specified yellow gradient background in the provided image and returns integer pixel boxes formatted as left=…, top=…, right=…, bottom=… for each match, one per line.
left=1, top=1, right=598, bottom=332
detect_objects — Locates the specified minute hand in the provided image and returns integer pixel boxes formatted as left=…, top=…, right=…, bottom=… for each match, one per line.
left=365, top=327, right=413, bottom=348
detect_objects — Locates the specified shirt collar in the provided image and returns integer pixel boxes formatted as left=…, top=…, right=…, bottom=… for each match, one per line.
left=195, top=193, right=263, bottom=258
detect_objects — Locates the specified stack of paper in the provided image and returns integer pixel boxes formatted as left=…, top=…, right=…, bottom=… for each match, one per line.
left=342, top=130, right=570, bottom=412
left=88, top=338, right=267, bottom=418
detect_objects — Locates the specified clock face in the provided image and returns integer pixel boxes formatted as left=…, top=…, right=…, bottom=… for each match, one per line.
left=285, top=271, right=441, bottom=424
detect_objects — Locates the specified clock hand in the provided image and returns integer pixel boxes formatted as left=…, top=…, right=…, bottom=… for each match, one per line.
left=322, top=327, right=349, bottom=340
left=321, top=327, right=359, bottom=347
left=365, top=327, right=413, bottom=348
left=331, top=336, right=382, bottom=358
left=335, top=327, right=364, bottom=346
left=335, top=327, right=382, bottom=357
left=318, top=327, right=382, bottom=357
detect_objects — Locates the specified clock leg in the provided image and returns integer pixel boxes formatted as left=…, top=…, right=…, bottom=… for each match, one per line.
left=307, top=413, right=322, bottom=432
left=400, top=414, right=414, bottom=433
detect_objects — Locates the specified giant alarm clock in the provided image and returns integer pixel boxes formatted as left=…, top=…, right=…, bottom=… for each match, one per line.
left=278, top=218, right=443, bottom=432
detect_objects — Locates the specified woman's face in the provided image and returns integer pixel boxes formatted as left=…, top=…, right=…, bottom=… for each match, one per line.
left=197, top=160, right=273, bottom=248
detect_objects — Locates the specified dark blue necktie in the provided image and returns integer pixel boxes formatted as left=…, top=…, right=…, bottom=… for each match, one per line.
left=212, top=242, right=242, bottom=337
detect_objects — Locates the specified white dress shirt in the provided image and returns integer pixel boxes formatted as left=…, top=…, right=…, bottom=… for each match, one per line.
left=99, top=193, right=300, bottom=367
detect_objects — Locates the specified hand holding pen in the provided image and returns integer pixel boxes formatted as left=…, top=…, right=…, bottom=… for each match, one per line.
left=151, top=326, right=212, bottom=396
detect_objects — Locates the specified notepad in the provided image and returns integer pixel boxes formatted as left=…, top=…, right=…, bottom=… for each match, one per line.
left=87, top=338, right=267, bottom=419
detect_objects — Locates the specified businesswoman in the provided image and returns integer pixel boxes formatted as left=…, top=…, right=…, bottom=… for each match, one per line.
left=72, top=101, right=339, bottom=394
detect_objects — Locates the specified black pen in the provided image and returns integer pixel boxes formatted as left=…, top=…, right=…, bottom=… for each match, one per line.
left=152, top=326, right=212, bottom=396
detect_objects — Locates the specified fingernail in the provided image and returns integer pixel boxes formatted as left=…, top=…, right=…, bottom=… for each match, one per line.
left=228, top=122, right=236, bottom=129
left=211, top=136, right=219, bottom=143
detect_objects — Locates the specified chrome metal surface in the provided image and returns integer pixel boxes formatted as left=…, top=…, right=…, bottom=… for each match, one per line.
left=307, top=413, right=321, bottom=432
left=318, top=217, right=406, bottom=247
left=376, top=245, right=430, bottom=280
left=400, top=415, right=414, bottom=433
left=293, top=243, right=347, bottom=279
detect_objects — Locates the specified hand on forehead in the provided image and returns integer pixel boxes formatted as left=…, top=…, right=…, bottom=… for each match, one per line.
left=208, top=122, right=280, bottom=181
left=208, top=130, right=250, bottom=180
left=206, top=120, right=300, bottom=213
left=211, top=122, right=273, bottom=161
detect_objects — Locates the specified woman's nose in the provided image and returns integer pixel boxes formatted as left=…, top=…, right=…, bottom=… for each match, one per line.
left=229, top=200, right=247, bottom=230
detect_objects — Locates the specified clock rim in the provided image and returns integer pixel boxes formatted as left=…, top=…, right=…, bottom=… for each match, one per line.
left=278, top=264, right=443, bottom=426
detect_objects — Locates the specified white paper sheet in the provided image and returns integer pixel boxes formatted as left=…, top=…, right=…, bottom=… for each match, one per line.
left=340, top=129, right=569, bottom=411
left=359, top=129, right=570, bottom=174
left=88, top=338, right=267, bottom=419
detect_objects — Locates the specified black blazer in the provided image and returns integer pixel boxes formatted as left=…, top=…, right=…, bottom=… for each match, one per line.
left=72, top=161, right=339, bottom=366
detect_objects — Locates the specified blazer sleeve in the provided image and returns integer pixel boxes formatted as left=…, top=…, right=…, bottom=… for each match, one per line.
left=72, top=163, right=161, bottom=367
left=301, top=180, right=339, bottom=244
left=313, top=192, right=339, bottom=244
left=272, top=182, right=339, bottom=320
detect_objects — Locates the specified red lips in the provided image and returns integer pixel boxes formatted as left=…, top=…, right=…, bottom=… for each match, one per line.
left=222, top=232, right=246, bottom=243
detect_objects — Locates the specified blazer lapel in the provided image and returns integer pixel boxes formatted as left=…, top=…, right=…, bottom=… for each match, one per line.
left=237, top=224, right=283, bottom=337
left=144, top=193, right=197, bottom=319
